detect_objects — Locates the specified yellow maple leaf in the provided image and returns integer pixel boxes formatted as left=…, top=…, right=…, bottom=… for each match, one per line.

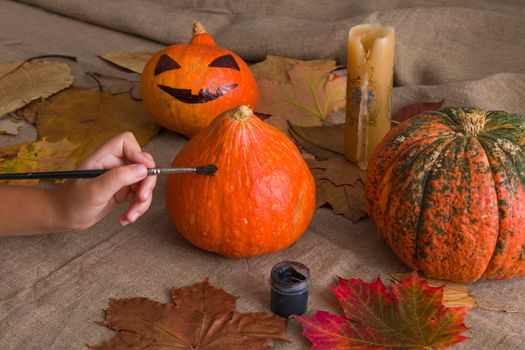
left=251, top=55, right=338, bottom=82
left=36, top=88, right=160, bottom=165
left=257, top=62, right=346, bottom=127
left=0, top=138, right=78, bottom=186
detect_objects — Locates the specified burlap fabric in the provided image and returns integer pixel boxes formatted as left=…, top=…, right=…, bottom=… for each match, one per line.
left=0, top=1, right=524, bottom=349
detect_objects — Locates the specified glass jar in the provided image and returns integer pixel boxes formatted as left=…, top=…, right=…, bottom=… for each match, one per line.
left=269, top=261, right=310, bottom=318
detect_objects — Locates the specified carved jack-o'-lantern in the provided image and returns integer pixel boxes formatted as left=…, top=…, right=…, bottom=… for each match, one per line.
left=140, top=22, right=258, bottom=137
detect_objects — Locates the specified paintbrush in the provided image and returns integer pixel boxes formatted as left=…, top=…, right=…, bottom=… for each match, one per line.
left=0, top=164, right=218, bottom=180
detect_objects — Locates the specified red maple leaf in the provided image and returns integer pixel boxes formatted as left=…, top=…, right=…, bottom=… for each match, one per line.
left=392, top=100, right=445, bottom=123
left=295, top=272, right=469, bottom=349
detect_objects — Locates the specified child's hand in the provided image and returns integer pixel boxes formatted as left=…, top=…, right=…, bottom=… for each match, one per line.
left=54, top=132, right=157, bottom=231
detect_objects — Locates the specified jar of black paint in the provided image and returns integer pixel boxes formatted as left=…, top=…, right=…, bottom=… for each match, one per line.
left=269, top=261, right=310, bottom=318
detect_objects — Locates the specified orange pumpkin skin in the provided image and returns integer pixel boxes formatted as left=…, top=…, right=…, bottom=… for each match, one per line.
left=141, top=22, right=258, bottom=137
left=165, top=106, right=316, bottom=258
left=366, top=108, right=525, bottom=282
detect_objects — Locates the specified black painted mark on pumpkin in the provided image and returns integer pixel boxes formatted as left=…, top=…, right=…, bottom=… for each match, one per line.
left=208, top=54, right=240, bottom=71
left=154, top=55, right=181, bottom=75
left=157, top=83, right=238, bottom=104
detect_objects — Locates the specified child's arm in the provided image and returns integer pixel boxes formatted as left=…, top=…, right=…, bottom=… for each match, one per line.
left=0, top=132, right=156, bottom=237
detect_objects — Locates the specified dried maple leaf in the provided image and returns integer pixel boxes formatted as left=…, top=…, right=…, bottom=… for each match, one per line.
left=308, top=158, right=364, bottom=187
left=295, top=272, right=469, bottom=350
left=16, top=100, right=43, bottom=124
left=257, top=63, right=346, bottom=127
left=315, top=179, right=367, bottom=223
left=251, top=55, right=339, bottom=82
left=98, top=52, right=155, bottom=74
left=36, top=88, right=160, bottom=165
left=288, top=99, right=448, bottom=223
left=288, top=122, right=366, bottom=222
left=289, top=123, right=344, bottom=156
left=0, top=138, right=78, bottom=186
left=108, top=80, right=134, bottom=95
left=0, top=141, right=28, bottom=160
left=89, top=279, right=290, bottom=350
left=389, top=273, right=478, bottom=309
left=392, top=100, right=445, bottom=124
left=0, top=59, right=73, bottom=116
left=264, top=115, right=291, bottom=136
left=286, top=100, right=450, bottom=223
left=289, top=128, right=338, bottom=161
left=85, top=71, right=141, bottom=100
left=308, top=156, right=367, bottom=223
left=130, top=84, right=141, bottom=100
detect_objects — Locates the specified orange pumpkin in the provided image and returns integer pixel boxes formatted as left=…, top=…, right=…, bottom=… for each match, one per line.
left=141, top=22, right=258, bottom=137
left=366, top=108, right=525, bottom=282
left=166, top=105, right=316, bottom=258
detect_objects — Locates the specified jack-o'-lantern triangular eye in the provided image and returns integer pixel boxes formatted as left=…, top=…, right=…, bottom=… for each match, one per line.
left=155, top=55, right=181, bottom=75
left=208, top=54, right=240, bottom=71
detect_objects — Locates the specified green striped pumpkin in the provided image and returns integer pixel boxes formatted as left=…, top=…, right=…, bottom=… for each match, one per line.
left=366, top=107, right=525, bottom=281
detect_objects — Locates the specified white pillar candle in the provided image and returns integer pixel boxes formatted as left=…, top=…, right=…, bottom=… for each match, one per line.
left=344, top=24, right=395, bottom=170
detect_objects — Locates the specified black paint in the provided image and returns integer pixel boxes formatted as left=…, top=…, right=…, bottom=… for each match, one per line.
left=154, top=54, right=181, bottom=75
left=157, top=83, right=238, bottom=104
left=270, top=261, right=310, bottom=318
left=208, top=54, right=240, bottom=71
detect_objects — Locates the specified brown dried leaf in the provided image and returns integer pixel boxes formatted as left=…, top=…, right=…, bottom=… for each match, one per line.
left=85, top=71, right=141, bottom=100
left=315, top=178, right=367, bottom=223
left=108, top=80, right=134, bottom=95
left=251, top=55, right=338, bottom=82
left=288, top=121, right=368, bottom=222
left=98, top=52, right=155, bottom=74
left=16, top=100, right=43, bottom=124
left=0, top=60, right=73, bottom=116
left=130, top=84, right=141, bottom=100
left=289, top=123, right=344, bottom=155
left=289, top=127, right=337, bottom=161
left=36, top=88, right=160, bottom=165
left=390, top=272, right=478, bottom=309
left=308, top=157, right=364, bottom=186
left=88, top=279, right=289, bottom=350
left=264, top=115, right=290, bottom=136
left=308, top=156, right=367, bottom=223
left=300, top=151, right=316, bottom=160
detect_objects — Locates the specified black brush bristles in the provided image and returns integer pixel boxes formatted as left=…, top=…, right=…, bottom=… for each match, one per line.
left=195, top=164, right=218, bottom=175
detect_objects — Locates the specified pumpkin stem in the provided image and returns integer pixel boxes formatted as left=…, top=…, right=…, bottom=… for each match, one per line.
left=190, top=21, right=216, bottom=45
left=228, top=105, right=253, bottom=122
left=458, top=109, right=486, bottom=136
left=192, top=21, right=207, bottom=35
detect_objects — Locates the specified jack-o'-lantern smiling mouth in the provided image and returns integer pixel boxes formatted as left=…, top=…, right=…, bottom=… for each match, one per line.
left=157, top=83, right=238, bottom=104
left=154, top=53, right=241, bottom=104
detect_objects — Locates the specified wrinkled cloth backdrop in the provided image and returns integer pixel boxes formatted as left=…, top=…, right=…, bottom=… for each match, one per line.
left=0, top=0, right=524, bottom=349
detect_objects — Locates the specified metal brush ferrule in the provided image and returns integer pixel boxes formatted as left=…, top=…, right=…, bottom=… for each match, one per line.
left=147, top=168, right=161, bottom=175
